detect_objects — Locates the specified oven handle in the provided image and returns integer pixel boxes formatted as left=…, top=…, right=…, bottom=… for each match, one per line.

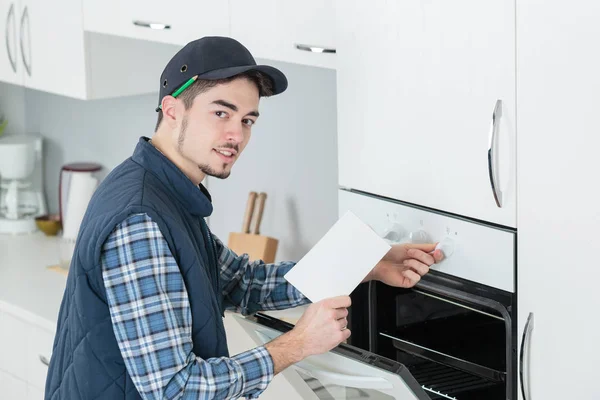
left=520, top=312, right=534, bottom=400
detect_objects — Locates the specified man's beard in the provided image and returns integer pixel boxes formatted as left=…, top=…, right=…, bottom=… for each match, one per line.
left=198, top=163, right=231, bottom=179
left=177, top=115, right=234, bottom=180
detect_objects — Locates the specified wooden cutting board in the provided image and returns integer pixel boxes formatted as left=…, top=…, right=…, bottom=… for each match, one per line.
left=228, top=192, right=279, bottom=264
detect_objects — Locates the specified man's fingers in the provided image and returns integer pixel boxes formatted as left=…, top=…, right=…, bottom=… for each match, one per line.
left=406, top=247, right=437, bottom=266
left=334, top=308, right=349, bottom=320
left=402, top=269, right=421, bottom=286
left=403, top=259, right=429, bottom=276
left=325, top=295, right=352, bottom=309
left=405, top=243, right=437, bottom=253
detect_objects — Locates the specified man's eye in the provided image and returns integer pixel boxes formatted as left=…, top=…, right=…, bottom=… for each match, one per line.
left=243, top=119, right=255, bottom=127
left=215, top=111, right=227, bottom=118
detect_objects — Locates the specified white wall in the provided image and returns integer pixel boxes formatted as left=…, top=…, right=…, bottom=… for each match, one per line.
left=6, top=59, right=337, bottom=263
left=0, top=82, right=26, bottom=137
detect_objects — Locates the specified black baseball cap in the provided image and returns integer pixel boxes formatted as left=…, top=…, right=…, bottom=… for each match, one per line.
left=156, top=36, right=288, bottom=112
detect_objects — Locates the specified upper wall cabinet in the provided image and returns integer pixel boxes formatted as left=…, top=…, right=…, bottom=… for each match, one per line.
left=82, top=0, right=230, bottom=46
left=0, top=0, right=22, bottom=86
left=230, top=0, right=336, bottom=69
left=20, top=0, right=87, bottom=98
left=0, top=0, right=89, bottom=97
left=0, top=0, right=181, bottom=99
left=335, top=0, right=516, bottom=228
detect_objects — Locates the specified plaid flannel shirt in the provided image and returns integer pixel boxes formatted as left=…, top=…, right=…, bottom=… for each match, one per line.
left=101, top=213, right=310, bottom=400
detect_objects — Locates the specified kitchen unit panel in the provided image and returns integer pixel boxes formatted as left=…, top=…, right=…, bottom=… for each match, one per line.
left=21, top=0, right=87, bottom=98
left=516, top=0, right=600, bottom=398
left=83, top=0, right=229, bottom=47
left=0, top=0, right=22, bottom=85
left=230, top=0, right=336, bottom=69
left=336, top=0, right=516, bottom=227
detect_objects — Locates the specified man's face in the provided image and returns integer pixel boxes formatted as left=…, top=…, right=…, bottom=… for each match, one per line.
left=175, top=78, right=260, bottom=182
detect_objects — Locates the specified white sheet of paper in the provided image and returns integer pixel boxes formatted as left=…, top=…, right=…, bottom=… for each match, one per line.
left=284, top=211, right=391, bottom=303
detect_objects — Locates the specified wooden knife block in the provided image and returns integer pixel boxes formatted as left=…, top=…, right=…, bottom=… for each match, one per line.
left=228, top=232, right=278, bottom=264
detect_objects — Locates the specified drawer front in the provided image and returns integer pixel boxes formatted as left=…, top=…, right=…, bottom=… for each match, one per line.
left=0, top=310, right=28, bottom=379
left=26, top=324, right=54, bottom=389
left=0, top=369, right=28, bottom=399
left=27, top=383, right=45, bottom=400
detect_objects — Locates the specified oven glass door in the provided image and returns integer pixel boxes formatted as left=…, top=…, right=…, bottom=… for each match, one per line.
left=233, top=315, right=432, bottom=400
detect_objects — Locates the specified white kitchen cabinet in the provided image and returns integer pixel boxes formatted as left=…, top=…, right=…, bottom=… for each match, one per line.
left=0, top=0, right=180, bottom=99
left=20, top=0, right=87, bottom=98
left=0, top=370, right=27, bottom=400
left=0, top=304, right=54, bottom=398
left=0, top=0, right=87, bottom=97
left=230, top=0, right=336, bottom=69
left=516, top=1, right=600, bottom=399
left=335, top=0, right=516, bottom=228
left=0, top=0, right=22, bottom=85
left=26, top=323, right=54, bottom=389
left=82, top=0, right=229, bottom=47
left=27, top=384, right=44, bottom=400
left=0, top=309, right=29, bottom=379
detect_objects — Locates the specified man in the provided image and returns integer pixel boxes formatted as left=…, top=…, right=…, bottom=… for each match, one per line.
left=45, top=37, right=443, bottom=400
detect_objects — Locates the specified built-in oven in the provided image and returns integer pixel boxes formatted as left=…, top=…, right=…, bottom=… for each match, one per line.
left=234, top=188, right=518, bottom=399
left=350, top=272, right=516, bottom=399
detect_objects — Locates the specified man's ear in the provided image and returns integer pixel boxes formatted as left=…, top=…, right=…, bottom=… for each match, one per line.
left=162, top=96, right=179, bottom=128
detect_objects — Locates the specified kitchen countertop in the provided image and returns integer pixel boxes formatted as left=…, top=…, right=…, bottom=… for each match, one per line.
left=0, top=231, right=307, bottom=330
left=0, top=232, right=67, bottom=328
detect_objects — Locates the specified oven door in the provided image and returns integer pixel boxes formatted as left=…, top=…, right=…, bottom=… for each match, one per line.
left=233, top=314, right=432, bottom=400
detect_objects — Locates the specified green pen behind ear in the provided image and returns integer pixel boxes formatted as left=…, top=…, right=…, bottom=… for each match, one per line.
left=156, top=75, right=198, bottom=111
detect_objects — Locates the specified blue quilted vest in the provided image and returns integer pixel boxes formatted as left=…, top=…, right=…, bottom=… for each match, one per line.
left=45, top=137, right=229, bottom=399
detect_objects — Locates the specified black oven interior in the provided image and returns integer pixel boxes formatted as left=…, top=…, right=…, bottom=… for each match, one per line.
left=349, top=272, right=517, bottom=400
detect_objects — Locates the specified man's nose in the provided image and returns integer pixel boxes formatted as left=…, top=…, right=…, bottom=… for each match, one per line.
left=225, top=120, right=244, bottom=143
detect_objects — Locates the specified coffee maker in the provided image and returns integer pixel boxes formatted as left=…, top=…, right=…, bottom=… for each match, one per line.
left=0, top=133, right=47, bottom=234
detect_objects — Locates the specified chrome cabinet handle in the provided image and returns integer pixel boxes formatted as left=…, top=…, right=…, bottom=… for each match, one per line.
left=295, top=43, right=336, bottom=54
left=133, top=20, right=171, bottom=30
left=5, top=3, right=16, bottom=73
left=39, top=354, right=50, bottom=367
left=487, top=99, right=503, bottom=208
left=19, top=5, right=31, bottom=76
left=520, top=312, right=534, bottom=400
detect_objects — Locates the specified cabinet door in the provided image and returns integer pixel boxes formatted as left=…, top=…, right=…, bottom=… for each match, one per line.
left=517, top=1, right=600, bottom=399
left=83, top=0, right=229, bottom=47
left=0, top=370, right=27, bottom=400
left=336, top=0, right=516, bottom=228
left=27, top=384, right=44, bottom=400
left=26, top=324, right=53, bottom=389
left=21, top=0, right=87, bottom=98
left=0, top=0, right=22, bottom=85
left=0, top=309, right=28, bottom=380
left=230, top=0, right=336, bottom=69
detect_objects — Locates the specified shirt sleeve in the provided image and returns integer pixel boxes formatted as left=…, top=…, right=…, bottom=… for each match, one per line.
left=214, top=235, right=312, bottom=316
left=101, top=213, right=274, bottom=400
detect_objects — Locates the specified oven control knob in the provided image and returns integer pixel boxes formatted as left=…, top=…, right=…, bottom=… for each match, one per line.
left=409, top=230, right=430, bottom=244
left=381, top=223, right=406, bottom=244
left=435, top=237, right=455, bottom=258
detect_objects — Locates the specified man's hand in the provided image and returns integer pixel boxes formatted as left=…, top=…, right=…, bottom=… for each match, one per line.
left=265, top=296, right=351, bottom=374
left=362, top=243, right=444, bottom=288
